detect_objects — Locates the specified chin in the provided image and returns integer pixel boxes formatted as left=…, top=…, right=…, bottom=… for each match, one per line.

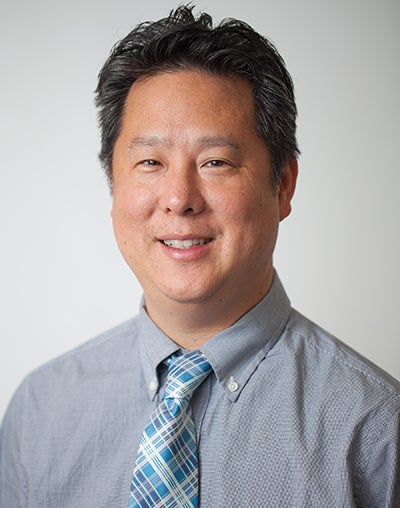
left=163, top=291, right=215, bottom=305
left=158, top=282, right=218, bottom=305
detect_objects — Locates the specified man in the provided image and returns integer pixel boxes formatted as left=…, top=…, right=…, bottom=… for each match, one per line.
left=0, top=5, right=399, bottom=507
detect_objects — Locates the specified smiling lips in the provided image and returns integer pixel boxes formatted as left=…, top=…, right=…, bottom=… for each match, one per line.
left=162, top=238, right=212, bottom=249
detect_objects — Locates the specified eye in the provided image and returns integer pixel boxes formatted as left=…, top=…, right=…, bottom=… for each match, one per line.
left=135, top=159, right=163, bottom=172
left=140, top=159, right=161, bottom=166
left=204, top=159, right=229, bottom=168
left=201, top=158, right=237, bottom=176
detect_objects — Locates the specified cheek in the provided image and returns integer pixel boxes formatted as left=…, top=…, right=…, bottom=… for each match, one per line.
left=226, top=183, right=278, bottom=226
left=111, top=194, right=151, bottom=261
left=111, top=193, right=149, bottom=267
left=112, top=185, right=155, bottom=226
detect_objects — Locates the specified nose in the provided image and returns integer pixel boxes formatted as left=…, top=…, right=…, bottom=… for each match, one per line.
left=160, top=164, right=206, bottom=216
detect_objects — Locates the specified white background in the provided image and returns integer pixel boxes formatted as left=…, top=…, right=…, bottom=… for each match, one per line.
left=1, top=0, right=399, bottom=421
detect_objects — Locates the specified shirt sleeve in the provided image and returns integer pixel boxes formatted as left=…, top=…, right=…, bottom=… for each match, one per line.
left=0, top=380, right=29, bottom=508
left=358, top=397, right=400, bottom=507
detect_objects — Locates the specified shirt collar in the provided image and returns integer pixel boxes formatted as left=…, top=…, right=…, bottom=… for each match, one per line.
left=136, top=272, right=291, bottom=402
left=200, top=272, right=291, bottom=401
left=137, top=300, right=180, bottom=400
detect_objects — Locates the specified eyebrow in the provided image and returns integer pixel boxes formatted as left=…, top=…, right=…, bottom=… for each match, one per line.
left=197, top=136, right=240, bottom=150
left=128, top=135, right=240, bottom=150
left=128, top=136, right=172, bottom=149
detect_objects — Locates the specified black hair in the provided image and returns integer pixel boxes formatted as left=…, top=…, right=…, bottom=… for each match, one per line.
left=95, top=5, right=299, bottom=189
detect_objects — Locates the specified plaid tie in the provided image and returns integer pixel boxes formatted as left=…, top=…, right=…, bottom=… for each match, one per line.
left=129, top=351, right=212, bottom=508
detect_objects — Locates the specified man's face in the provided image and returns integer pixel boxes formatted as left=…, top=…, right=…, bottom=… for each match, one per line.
left=111, top=70, right=296, bottom=322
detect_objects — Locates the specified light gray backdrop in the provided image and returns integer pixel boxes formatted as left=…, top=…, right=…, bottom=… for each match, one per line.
left=1, top=0, right=399, bottom=420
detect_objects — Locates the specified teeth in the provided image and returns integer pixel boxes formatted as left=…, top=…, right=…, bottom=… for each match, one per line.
left=163, top=238, right=209, bottom=249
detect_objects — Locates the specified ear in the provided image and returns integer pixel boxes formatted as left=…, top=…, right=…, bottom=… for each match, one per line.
left=278, top=158, right=298, bottom=221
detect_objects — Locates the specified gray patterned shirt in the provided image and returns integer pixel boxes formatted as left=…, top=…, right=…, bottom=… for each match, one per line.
left=1, top=274, right=399, bottom=507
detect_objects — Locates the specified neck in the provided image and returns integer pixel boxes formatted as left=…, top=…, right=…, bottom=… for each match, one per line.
left=144, top=275, right=273, bottom=350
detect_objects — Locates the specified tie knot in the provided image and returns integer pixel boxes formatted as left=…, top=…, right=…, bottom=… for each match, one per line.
left=163, top=351, right=212, bottom=401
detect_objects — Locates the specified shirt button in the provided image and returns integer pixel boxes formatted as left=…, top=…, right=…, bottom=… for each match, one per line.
left=228, top=376, right=239, bottom=392
left=149, top=379, right=158, bottom=392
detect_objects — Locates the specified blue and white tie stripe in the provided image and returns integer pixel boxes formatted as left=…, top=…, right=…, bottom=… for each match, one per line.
left=129, top=351, right=212, bottom=508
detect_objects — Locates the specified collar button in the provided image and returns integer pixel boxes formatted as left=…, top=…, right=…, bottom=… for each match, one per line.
left=228, top=376, right=239, bottom=392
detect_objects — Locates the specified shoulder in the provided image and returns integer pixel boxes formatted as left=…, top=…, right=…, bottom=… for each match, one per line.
left=0, top=316, right=142, bottom=504
left=36, top=316, right=139, bottom=373
left=281, top=309, right=400, bottom=411
left=5, top=316, right=141, bottom=419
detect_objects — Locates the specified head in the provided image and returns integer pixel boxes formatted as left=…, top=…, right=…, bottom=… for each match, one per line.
left=98, top=6, right=299, bottom=344
left=95, top=4, right=299, bottom=191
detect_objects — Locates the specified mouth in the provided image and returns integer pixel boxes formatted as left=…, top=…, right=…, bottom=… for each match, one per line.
left=161, top=238, right=212, bottom=250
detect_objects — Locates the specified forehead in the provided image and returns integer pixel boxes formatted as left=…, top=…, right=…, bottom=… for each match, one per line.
left=121, top=70, right=256, bottom=138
